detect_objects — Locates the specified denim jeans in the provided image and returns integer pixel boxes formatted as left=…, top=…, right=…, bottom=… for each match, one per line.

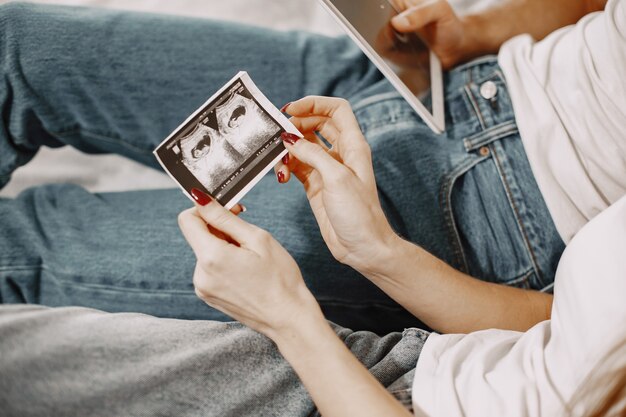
left=0, top=3, right=565, bottom=336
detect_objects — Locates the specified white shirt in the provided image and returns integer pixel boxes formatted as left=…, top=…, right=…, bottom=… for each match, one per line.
left=411, top=194, right=626, bottom=416
left=497, top=0, right=626, bottom=243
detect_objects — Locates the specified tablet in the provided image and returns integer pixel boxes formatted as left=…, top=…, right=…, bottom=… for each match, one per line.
left=318, top=0, right=446, bottom=134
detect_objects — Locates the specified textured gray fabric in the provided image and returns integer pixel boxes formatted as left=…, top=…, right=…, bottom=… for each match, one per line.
left=0, top=305, right=427, bottom=417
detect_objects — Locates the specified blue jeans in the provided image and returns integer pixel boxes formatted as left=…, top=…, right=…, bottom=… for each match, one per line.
left=0, top=3, right=565, bottom=335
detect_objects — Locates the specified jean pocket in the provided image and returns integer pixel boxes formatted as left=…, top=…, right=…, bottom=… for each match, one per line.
left=444, top=126, right=536, bottom=287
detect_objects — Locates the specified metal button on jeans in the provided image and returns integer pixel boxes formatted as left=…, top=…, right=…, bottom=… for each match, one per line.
left=480, top=81, right=498, bottom=100
left=479, top=146, right=490, bottom=157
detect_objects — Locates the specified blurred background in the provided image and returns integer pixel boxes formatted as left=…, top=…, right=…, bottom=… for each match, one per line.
left=0, top=0, right=490, bottom=198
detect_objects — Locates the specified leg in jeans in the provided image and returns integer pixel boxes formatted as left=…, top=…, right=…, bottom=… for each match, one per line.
left=0, top=2, right=380, bottom=177
left=0, top=304, right=429, bottom=417
left=0, top=3, right=418, bottom=334
left=0, top=4, right=566, bottom=334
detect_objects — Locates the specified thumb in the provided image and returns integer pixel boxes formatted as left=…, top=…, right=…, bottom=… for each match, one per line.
left=391, top=0, right=449, bottom=32
left=190, top=188, right=254, bottom=245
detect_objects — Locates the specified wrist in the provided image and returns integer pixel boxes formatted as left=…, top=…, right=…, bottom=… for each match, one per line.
left=269, top=303, right=333, bottom=356
left=265, top=290, right=327, bottom=343
left=358, top=234, right=421, bottom=284
left=458, top=14, right=503, bottom=61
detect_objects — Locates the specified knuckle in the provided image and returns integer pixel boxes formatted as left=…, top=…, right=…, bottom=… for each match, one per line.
left=197, top=252, right=217, bottom=269
left=336, top=98, right=352, bottom=111
left=310, top=144, right=327, bottom=157
left=210, top=210, right=233, bottom=229
left=252, top=227, right=272, bottom=245
left=177, top=209, right=193, bottom=228
left=332, top=168, right=353, bottom=185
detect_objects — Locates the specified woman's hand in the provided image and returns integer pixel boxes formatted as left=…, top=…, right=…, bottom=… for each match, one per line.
left=390, top=0, right=481, bottom=70
left=276, top=97, right=399, bottom=275
left=178, top=189, right=322, bottom=338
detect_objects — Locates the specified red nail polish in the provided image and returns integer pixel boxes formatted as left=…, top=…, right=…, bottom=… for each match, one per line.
left=280, top=102, right=292, bottom=113
left=281, top=132, right=302, bottom=145
left=277, top=171, right=285, bottom=184
left=282, top=154, right=290, bottom=165
left=191, top=188, right=212, bottom=206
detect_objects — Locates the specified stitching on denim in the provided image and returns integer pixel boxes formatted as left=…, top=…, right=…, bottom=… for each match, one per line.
left=505, top=269, right=534, bottom=287
left=470, top=69, right=505, bottom=89
left=50, top=127, right=155, bottom=157
left=439, top=156, right=489, bottom=273
left=42, top=279, right=198, bottom=296
left=360, top=116, right=423, bottom=135
left=3, top=265, right=197, bottom=295
left=0, top=264, right=43, bottom=272
left=463, top=121, right=518, bottom=151
left=450, top=55, right=498, bottom=74
left=1, top=266, right=420, bottom=305
left=540, top=282, right=555, bottom=293
left=490, top=143, right=545, bottom=287
left=463, top=84, right=486, bottom=130
left=352, top=91, right=403, bottom=112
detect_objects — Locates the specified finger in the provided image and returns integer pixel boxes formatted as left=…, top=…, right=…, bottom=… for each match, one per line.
left=290, top=116, right=341, bottom=147
left=284, top=134, right=319, bottom=186
left=282, top=96, right=360, bottom=134
left=391, top=0, right=448, bottom=32
left=274, top=151, right=294, bottom=184
left=282, top=135, right=352, bottom=186
left=230, top=204, right=247, bottom=216
left=178, top=208, right=232, bottom=259
left=190, top=188, right=256, bottom=246
left=287, top=117, right=374, bottom=183
left=274, top=159, right=289, bottom=184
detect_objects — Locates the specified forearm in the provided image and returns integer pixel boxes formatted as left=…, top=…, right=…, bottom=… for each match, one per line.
left=269, top=309, right=412, bottom=417
left=460, top=0, right=607, bottom=59
left=363, top=238, right=553, bottom=334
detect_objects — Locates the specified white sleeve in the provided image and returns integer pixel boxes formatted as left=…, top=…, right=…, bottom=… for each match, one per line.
left=412, top=196, right=626, bottom=417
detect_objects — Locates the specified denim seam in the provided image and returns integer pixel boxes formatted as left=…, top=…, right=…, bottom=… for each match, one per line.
left=439, top=155, right=489, bottom=273
left=505, top=269, right=534, bottom=287
left=352, top=91, right=403, bottom=112
left=469, top=69, right=507, bottom=90
left=50, top=127, right=155, bottom=157
left=1, top=266, right=419, bottom=305
left=451, top=55, right=499, bottom=74
left=463, top=121, right=518, bottom=151
left=0, top=266, right=197, bottom=295
left=0, top=264, right=43, bottom=271
left=490, top=142, right=545, bottom=287
left=360, top=117, right=423, bottom=134
left=463, top=84, right=486, bottom=130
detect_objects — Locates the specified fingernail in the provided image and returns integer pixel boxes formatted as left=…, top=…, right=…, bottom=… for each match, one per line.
left=280, top=102, right=292, bottom=113
left=282, top=154, right=290, bottom=165
left=392, top=14, right=410, bottom=28
left=281, top=132, right=302, bottom=145
left=191, top=188, right=212, bottom=206
left=240, top=204, right=247, bottom=213
left=277, top=171, right=286, bottom=184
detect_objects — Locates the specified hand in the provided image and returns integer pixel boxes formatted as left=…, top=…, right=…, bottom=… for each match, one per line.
left=178, top=189, right=321, bottom=337
left=276, top=97, right=399, bottom=275
left=391, top=0, right=476, bottom=70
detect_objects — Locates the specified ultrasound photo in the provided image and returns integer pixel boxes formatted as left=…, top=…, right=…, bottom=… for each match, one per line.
left=154, top=72, right=300, bottom=209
